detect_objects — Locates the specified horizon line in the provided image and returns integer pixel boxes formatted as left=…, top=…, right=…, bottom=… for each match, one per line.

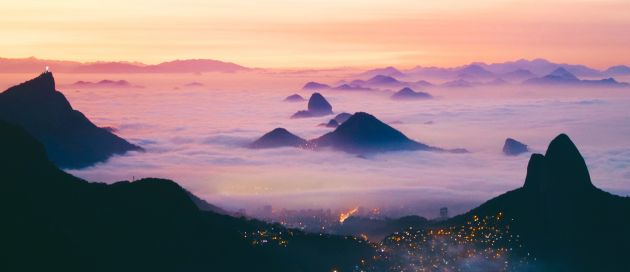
left=1, top=55, right=627, bottom=71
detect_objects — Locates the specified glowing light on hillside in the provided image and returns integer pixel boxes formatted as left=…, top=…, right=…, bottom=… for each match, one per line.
left=339, top=207, right=358, bottom=223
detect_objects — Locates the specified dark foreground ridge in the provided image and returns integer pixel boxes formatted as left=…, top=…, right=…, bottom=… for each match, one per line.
left=0, top=72, right=141, bottom=168
left=0, top=120, right=372, bottom=272
left=448, top=134, right=630, bottom=271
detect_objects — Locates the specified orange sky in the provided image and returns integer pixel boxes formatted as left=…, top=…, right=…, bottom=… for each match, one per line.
left=1, top=0, right=629, bottom=68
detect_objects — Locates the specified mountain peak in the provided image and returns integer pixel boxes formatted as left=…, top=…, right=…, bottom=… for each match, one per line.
left=366, top=75, right=400, bottom=85
left=249, top=128, right=307, bottom=149
left=544, top=134, right=593, bottom=190
left=302, top=81, right=330, bottom=90
left=522, top=134, right=594, bottom=194
left=5, top=72, right=55, bottom=95
left=391, top=87, right=433, bottom=100
left=548, top=67, right=578, bottom=80
left=307, top=92, right=333, bottom=114
left=0, top=73, right=141, bottom=168
left=311, top=112, right=432, bottom=153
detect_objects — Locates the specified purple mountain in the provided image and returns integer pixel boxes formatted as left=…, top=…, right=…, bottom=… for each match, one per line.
left=391, top=87, right=433, bottom=100
left=311, top=112, right=466, bottom=154
left=302, top=82, right=331, bottom=90
left=249, top=128, right=307, bottom=149
left=284, top=94, right=305, bottom=102
left=357, top=66, right=405, bottom=78
left=503, top=138, right=529, bottom=156
left=525, top=67, right=628, bottom=87
left=366, top=75, right=403, bottom=85
left=291, top=93, right=333, bottom=118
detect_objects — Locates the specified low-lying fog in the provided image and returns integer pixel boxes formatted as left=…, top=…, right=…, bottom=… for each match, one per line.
left=4, top=71, right=630, bottom=218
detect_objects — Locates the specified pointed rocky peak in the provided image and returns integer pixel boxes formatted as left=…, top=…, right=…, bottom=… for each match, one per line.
left=4, top=72, right=56, bottom=96
left=307, top=92, right=333, bottom=114
left=544, top=134, right=593, bottom=190
left=0, top=73, right=141, bottom=169
left=249, top=128, right=307, bottom=149
left=548, top=67, right=578, bottom=81
left=335, top=112, right=407, bottom=140
left=310, top=112, right=427, bottom=153
left=309, top=112, right=471, bottom=154
left=523, top=153, right=545, bottom=190
left=521, top=134, right=594, bottom=194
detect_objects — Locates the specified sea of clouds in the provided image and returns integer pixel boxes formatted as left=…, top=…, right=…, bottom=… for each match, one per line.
left=13, top=70, right=627, bottom=218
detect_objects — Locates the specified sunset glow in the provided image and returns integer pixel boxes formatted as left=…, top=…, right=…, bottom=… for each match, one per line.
left=2, top=1, right=630, bottom=270
left=2, top=0, right=630, bottom=68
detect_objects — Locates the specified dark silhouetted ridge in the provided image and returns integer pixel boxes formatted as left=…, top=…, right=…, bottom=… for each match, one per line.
left=543, top=134, right=594, bottom=192
left=0, top=119, right=374, bottom=272
left=0, top=72, right=142, bottom=169
left=311, top=112, right=433, bottom=153
left=449, top=133, right=630, bottom=271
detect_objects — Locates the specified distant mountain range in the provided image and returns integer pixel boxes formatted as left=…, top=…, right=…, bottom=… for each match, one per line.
left=448, top=134, right=630, bottom=270
left=0, top=57, right=249, bottom=73
left=343, top=59, right=630, bottom=89
left=70, top=79, right=143, bottom=88
left=302, top=61, right=629, bottom=91
left=401, top=59, right=610, bottom=79
left=0, top=72, right=141, bottom=168
left=525, top=67, right=628, bottom=87
left=0, top=120, right=373, bottom=272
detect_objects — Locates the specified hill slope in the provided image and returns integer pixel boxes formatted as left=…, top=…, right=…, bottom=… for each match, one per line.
left=0, top=120, right=373, bottom=272
left=448, top=134, right=630, bottom=271
left=0, top=72, right=141, bottom=168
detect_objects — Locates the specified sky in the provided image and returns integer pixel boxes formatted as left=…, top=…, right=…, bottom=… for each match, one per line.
left=1, top=0, right=630, bottom=68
